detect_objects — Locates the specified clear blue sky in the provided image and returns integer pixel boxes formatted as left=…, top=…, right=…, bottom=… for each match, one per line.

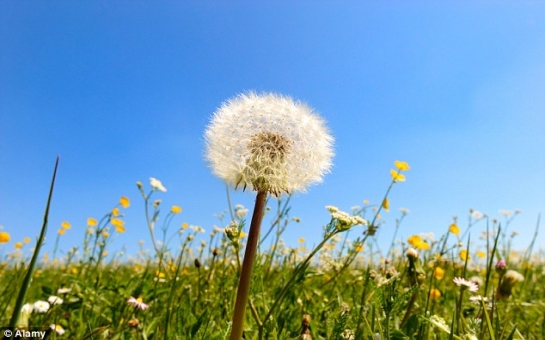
left=1, top=2, right=544, bottom=259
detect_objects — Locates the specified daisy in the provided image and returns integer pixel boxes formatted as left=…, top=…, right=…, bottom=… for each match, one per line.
left=453, top=277, right=479, bottom=292
left=127, top=296, right=149, bottom=311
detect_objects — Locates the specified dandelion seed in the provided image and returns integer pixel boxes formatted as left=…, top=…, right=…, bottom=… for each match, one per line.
left=453, top=277, right=479, bottom=292
left=205, top=92, right=333, bottom=196
left=128, top=296, right=149, bottom=310
left=33, top=300, right=50, bottom=313
left=150, top=177, right=167, bottom=192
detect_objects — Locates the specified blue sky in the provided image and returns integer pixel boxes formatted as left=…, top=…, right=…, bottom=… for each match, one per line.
left=1, top=2, right=544, bottom=259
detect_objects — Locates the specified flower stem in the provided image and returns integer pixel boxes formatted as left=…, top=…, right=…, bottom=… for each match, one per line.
left=230, top=191, right=267, bottom=340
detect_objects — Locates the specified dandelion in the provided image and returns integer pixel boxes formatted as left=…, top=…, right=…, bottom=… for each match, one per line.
left=171, top=205, right=182, bottom=214
left=48, top=295, right=63, bottom=305
left=205, top=92, right=333, bottom=340
left=453, top=277, right=479, bottom=292
left=150, top=177, right=167, bottom=192
left=128, top=296, right=150, bottom=310
left=33, top=300, right=50, bottom=313
left=205, top=92, right=333, bottom=196
left=50, top=324, right=65, bottom=335
left=120, top=196, right=130, bottom=208
left=87, top=217, right=98, bottom=227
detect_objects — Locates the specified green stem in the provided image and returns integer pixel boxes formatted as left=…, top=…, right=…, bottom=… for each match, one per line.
left=8, top=156, right=59, bottom=328
left=229, top=191, right=267, bottom=340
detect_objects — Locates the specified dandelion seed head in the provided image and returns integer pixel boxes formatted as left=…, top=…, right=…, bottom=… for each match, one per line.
left=205, top=92, right=334, bottom=196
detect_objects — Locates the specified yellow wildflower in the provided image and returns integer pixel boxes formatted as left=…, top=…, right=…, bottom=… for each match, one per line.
left=171, top=205, right=182, bottom=214
left=120, top=196, right=130, bottom=208
left=87, top=217, right=98, bottom=227
left=102, top=231, right=110, bottom=238
left=15, top=242, right=23, bottom=249
left=434, top=267, right=445, bottom=280
left=429, top=288, right=441, bottom=300
left=61, top=221, right=71, bottom=230
left=181, top=222, right=189, bottom=229
left=57, top=229, right=65, bottom=235
left=448, top=223, right=460, bottom=235
left=459, top=249, right=470, bottom=262
left=111, top=218, right=125, bottom=233
left=394, top=160, right=410, bottom=171
left=0, top=231, right=11, bottom=243
left=416, top=241, right=430, bottom=250
left=23, top=237, right=31, bottom=244
left=477, top=250, right=486, bottom=259
left=382, top=198, right=389, bottom=212
left=112, top=208, right=120, bottom=216
left=390, top=169, right=406, bottom=182
left=408, top=235, right=423, bottom=247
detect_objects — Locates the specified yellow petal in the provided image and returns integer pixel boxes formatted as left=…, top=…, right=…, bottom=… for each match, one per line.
left=394, top=160, right=410, bottom=171
left=120, top=196, right=131, bottom=208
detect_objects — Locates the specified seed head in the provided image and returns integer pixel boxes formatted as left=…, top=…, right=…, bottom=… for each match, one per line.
left=205, top=92, right=334, bottom=196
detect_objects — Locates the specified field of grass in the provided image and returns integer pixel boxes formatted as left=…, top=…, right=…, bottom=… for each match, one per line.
left=1, top=163, right=543, bottom=340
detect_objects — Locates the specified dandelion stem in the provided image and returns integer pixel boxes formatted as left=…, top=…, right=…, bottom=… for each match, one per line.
left=230, top=191, right=267, bottom=340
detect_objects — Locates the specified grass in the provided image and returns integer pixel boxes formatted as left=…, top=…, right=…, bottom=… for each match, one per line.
left=0, top=164, right=543, bottom=339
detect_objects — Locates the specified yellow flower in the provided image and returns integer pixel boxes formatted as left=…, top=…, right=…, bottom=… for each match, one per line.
left=0, top=232, right=11, bottom=243
left=298, top=237, right=305, bottom=243
left=394, top=160, right=410, bottom=171
left=390, top=169, right=406, bottom=182
left=23, top=237, right=31, bottom=244
left=102, top=231, right=110, bottom=238
left=111, top=218, right=125, bottom=232
left=429, top=288, right=441, bottom=300
left=120, top=196, right=130, bottom=208
left=408, top=235, right=422, bottom=247
left=181, top=222, right=189, bottom=229
left=102, top=251, right=108, bottom=257
left=416, top=241, right=430, bottom=250
left=477, top=250, right=486, bottom=259
left=448, top=223, right=460, bottom=235
left=382, top=198, right=390, bottom=212
left=61, top=221, right=71, bottom=230
left=112, top=208, right=120, bottom=217
left=171, top=205, right=182, bottom=214
left=459, top=249, right=470, bottom=262
left=434, top=267, right=445, bottom=280
left=355, top=245, right=364, bottom=252
left=14, top=242, right=23, bottom=249
left=87, top=218, right=98, bottom=227
left=57, top=229, right=65, bottom=235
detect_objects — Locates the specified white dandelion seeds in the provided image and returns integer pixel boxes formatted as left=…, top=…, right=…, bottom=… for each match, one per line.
left=204, top=92, right=334, bottom=196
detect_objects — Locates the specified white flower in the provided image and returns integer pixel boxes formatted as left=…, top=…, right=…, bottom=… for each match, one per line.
left=48, top=295, right=63, bottom=305
left=498, top=209, right=512, bottom=217
left=127, top=296, right=149, bottom=310
left=149, top=177, right=167, bottom=192
left=471, top=210, right=484, bottom=220
left=469, top=295, right=489, bottom=305
left=453, top=277, right=479, bottom=292
left=205, top=92, right=334, bottom=196
left=33, top=300, right=50, bottom=313
left=50, top=324, right=65, bottom=335
left=21, top=303, right=34, bottom=315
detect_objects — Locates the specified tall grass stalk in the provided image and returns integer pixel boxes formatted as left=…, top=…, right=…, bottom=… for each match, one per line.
left=8, top=156, right=59, bottom=328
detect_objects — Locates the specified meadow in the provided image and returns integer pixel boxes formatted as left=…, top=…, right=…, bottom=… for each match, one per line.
left=1, top=162, right=543, bottom=340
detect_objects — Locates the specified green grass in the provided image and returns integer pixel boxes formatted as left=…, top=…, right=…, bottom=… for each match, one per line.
left=1, top=172, right=543, bottom=339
